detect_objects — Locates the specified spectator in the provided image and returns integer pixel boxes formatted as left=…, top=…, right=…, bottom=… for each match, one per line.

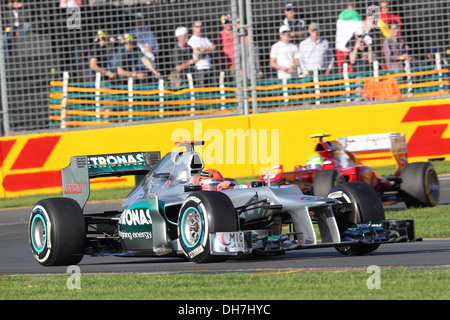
left=168, top=27, right=195, bottom=89
left=89, top=30, right=116, bottom=81
left=3, top=1, right=32, bottom=57
left=281, top=2, right=307, bottom=45
left=346, top=30, right=374, bottom=100
left=347, top=30, right=374, bottom=74
left=216, top=14, right=236, bottom=83
left=116, top=34, right=161, bottom=84
left=382, top=23, right=411, bottom=71
left=362, top=15, right=383, bottom=63
left=131, top=13, right=160, bottom=70
left=378, top=1, right=403, bottom=38
left=298, top=23, right=334, bottom=76
left=380, top=1, right=403, bottom=26
left=335, top=2, right=363, bottom=74
left=187, top=20, right=217, bottom=87
left=270, top=25, right=299, bottom=80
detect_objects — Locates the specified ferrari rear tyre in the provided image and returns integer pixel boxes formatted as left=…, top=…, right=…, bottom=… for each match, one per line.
left=400, top=162, right=439, bottom=208
left=313, top=169, right=346, bottom=197
left=178, top=191, right=238, bottom=263
left=327, top=182, right=385, bottom=256
left=29, top=198, right=86, bottom=266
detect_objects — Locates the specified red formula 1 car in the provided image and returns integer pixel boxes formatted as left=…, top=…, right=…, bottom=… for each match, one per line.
left=260, top=133, right=440, bottom=208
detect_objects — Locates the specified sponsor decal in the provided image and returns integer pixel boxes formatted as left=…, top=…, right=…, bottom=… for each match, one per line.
left=218, top=232, right=245, bottom=251
left=119, top=230, right=152, bottom=240
left=1, top=136, right=62, bottom=192
left=119, top=208, right=153, bottom=226
left=188, top=245, right=204, bottom=258
left=63, top=181, right=84, bottom=194
left=89, top=154, right=144, bottom=167
left=118, top=206, right=153, bottom=241
left=354, top=223, right=382, bottom=228
left=402, top=104, right=450, bottom=157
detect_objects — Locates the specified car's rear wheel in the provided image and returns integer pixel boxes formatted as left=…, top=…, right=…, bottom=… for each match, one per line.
left=313, top=169, right=346, bottom=197
left=29, top=198, right=86, bottom=266
left=178, top=191, right=238, bottom=263
left=327, top=182, right=385, bottom=256
left=400, top=162, right=439, bottom=208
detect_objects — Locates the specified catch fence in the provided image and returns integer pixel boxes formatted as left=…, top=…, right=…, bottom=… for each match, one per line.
left=1, top=0, right=449, bottom=135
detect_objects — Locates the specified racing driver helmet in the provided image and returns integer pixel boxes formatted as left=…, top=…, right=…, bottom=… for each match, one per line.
left=189, top=169, right=228, bottom=191
left=306, top=153, right=324, bottom=169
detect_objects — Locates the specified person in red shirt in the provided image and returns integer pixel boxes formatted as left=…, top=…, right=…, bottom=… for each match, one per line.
left=379, top=1, right=403, bottom=26
left=217, top=14, right=236, bottom=83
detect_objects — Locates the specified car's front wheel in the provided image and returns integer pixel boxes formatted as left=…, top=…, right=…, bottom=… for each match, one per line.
left=177, top=191, right=238, bottom=263
left=327, top=182, right=385, bottom=256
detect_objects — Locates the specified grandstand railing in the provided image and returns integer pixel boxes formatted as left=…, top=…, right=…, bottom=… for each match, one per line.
left=49, top=58, right=449, bottom=128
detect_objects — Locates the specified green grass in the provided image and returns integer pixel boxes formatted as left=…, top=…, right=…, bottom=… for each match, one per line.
left=386, top=206, right=450, bottom=239
left=1, top=269, right=449, bottom=300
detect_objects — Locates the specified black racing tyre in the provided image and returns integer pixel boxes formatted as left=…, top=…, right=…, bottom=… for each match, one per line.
left=327, top=182, right=385, bottom=256
left=400, top=162, right=439, bottom=208
left=29, top=197, right=86, bottom=266
left=177, top=191, right=238, bottom=263
left=313, top=169, right=346, bottom=197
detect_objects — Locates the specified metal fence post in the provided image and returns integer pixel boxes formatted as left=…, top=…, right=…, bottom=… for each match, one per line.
left=231, top=0, right=246, bottom=115
left=245, top=0, right=258, bottom=114
left=0, top=5, right=10, bottom=136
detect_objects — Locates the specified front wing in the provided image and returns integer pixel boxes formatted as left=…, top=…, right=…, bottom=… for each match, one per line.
left=208, top=219, right=418, bottom=256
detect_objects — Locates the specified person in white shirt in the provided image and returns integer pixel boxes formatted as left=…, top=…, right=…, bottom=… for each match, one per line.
left=187, top=20, right=217, bottom=86
left=270, top=25, right=300, bottom=79
left=298, top=22, right=334, bottom=75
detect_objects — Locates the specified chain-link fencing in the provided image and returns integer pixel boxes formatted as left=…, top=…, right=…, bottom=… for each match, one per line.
left=1, top=0, right=449, bottom=135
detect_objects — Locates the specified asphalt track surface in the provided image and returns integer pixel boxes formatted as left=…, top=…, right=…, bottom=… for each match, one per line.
left=1, top=177, right=450, bottom=276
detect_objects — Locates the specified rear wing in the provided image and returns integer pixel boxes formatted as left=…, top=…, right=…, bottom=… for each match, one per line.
left=336, top=132, right=408, bottom=167
left=61, top=151, right=161, bottom=209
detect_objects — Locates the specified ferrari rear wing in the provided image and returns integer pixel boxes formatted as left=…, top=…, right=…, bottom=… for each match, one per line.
left=61, top=151, right=160, bottom=209
left=336, top=132, right=408, bottom=168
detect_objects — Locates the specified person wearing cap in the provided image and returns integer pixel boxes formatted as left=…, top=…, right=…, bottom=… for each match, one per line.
left=298, top=22, right=334, bottom=76
left=217, top=14, right=237, bottom=82
left=281, top=2, right=307, bottom=45
left=270, top=25, right=300, bottom=79
left=89, top=30, right=116, bottom=81
left=116, top=33, right=160, bottom=84
left=187, top=20, right=217, bottom=86
left=169, top=26, right=195, bottom=88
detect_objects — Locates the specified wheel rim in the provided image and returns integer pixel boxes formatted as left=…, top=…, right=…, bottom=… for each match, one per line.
left=181, top=207, right=202, bottom=248
left=31, top=214, right=47, bottom=254
left=427, top=169, right=440, bottom=203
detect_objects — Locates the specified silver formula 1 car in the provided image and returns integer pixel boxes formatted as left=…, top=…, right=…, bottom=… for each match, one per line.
left=29, top=141, right=419, bottom=266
